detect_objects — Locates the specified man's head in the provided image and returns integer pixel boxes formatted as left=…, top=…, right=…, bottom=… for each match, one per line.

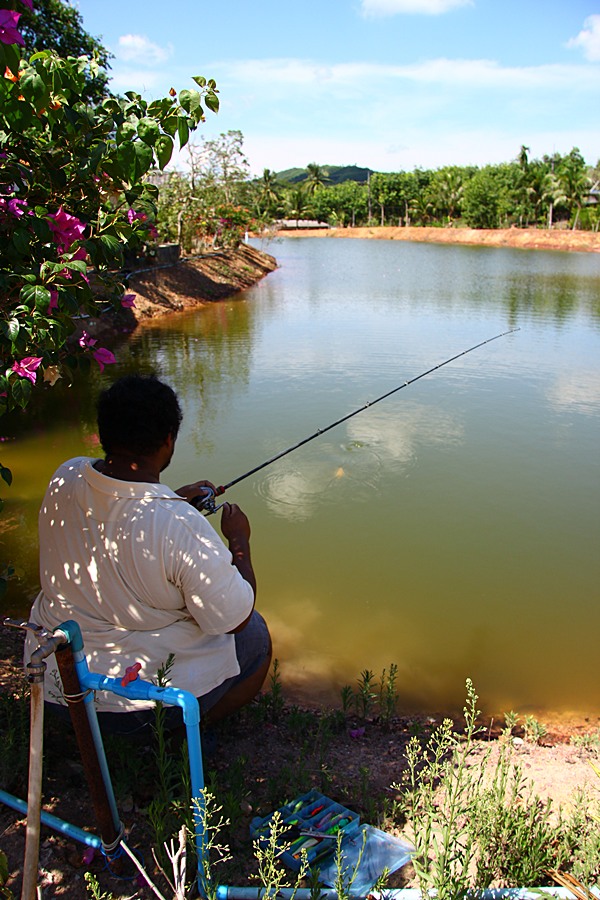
left=97, top=375, right=183, bottom=457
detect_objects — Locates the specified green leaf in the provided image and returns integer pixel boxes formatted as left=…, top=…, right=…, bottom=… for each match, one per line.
left=160, top=113, right=178, bottom=137
left=177, top=115, right=189, bottom=149
left=134, top=141, right=153, bottom=178
left=20, top=283, right=52, bottom=311
left=137, top=117, right=160, bottom=146
left=178, top=89, right=202, bottom=116
left=0, top=466, right=12, bottom=487
left=0, top=43, right=21, bottom=80
left=12, top=228, right=31, bottom=256
left=11, top=377, right=32, bottom=409
left=19, top=68, right=49, bottom=107
left=116, top=121, right=137, bottom=144
left=155, top=134, right=173, bottom=170
left=116, top=141, right=137, bottom=183
left=147, top=98, right=173, bottom=118
left=98, top=234, right=122, bottom=257
left=1, top=318, right=20, bottom=342
left=61, top=259, right=88, bottom=276
left=205, top=91, right=220, bottom=114
left=192, top=76, right=207, bottom=88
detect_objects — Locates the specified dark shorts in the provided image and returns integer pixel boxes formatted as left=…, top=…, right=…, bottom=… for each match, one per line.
left=46, top=610, right=271, bottom=737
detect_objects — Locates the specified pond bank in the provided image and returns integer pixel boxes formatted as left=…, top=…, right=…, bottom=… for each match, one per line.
left=82, top=243, right=278, bottom=343
left=275, top=225, right=600, bottom=254
left=126, top=243, right=278, bottom=320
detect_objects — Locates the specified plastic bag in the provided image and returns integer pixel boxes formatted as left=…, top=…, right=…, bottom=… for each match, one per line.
left=317, top=824, right=414, bottom=894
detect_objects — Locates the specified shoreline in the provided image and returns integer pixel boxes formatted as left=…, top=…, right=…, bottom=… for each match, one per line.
left=273, top=225, right=600, bottom=254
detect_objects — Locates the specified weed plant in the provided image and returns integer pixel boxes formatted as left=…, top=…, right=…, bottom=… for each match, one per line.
left=0, top=680, right=29, bottom=792
left=398, top=678, right=485, bottom=898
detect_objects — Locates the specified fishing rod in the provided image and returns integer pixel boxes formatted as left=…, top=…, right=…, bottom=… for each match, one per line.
left=194, top=327, right=520, bottom=514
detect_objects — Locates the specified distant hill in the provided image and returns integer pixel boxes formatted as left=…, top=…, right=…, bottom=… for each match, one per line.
left=275, top=165, right=373, bottom=185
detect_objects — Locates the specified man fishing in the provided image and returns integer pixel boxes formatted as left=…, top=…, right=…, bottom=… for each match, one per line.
left=26, top=373, right=272, bottom=736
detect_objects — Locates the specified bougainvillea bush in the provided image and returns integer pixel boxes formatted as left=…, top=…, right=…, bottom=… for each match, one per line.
left=0, top=0, right=218, bottom=417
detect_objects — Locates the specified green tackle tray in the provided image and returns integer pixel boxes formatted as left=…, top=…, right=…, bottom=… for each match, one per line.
left=250, top=790, right=414, bottom=892
left=249, top=789, right=361, bottom=872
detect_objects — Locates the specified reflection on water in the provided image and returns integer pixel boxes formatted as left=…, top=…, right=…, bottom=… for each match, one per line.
left=2, top=238, right=600, bottom=715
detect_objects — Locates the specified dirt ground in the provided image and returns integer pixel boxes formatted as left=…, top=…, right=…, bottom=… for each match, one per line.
left=276, top=225, right=600, bottom=254
left=1, top=626, right=600, bottom=899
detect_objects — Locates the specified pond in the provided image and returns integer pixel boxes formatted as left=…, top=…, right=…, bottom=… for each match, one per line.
left=2, top=236, right=600, bottom=716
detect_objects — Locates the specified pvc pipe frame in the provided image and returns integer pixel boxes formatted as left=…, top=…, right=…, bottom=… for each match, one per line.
left=216, top=890, right=600, bottom=899
left=57, top=620, right=207, bottom=890
left=0, top=620, right=206, bottom=893
left=0, top=789, right=101, bottom=850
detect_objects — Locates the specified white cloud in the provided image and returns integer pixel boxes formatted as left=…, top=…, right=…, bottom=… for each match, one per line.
left=219, top=56, right=598, bottom=95
left=361, top=0, right=472, bottom=15
left=567, top=14, right=600, bottom=62
left=117, top=34, right=173, bottom=66
left=108, top=68, right=165, bottom=92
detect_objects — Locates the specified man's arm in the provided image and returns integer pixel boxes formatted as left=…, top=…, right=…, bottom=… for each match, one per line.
left=220, top=502, right=256, bottom=632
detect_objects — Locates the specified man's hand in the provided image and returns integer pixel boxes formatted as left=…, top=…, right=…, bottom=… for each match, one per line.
left=220, top=502, right=251, bottom=542
left=175, top=480, right=217, bottom=505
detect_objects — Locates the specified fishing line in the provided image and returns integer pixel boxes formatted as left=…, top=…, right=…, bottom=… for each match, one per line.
left=195, top=327, right=519, bottom=513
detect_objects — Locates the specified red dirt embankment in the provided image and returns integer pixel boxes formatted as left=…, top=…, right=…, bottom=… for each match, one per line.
left=277, top=225, right=600, bottom=254
left=127, top=242, right=278, bottom=320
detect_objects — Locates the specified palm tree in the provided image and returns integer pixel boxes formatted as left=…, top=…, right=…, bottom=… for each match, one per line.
left=285, top=186, right=311, bottom=227
left=258, top=168, right=281, bottom=217
left=305, top=163, right=329, bottom=194
left=557, top=148, right=591, bottom=230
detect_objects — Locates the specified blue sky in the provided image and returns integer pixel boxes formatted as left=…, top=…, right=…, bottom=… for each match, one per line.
left=76, top=0, right=600, bottom=176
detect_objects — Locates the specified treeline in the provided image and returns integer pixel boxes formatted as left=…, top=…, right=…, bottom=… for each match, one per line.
left=156, top=135, right=600, bottom=250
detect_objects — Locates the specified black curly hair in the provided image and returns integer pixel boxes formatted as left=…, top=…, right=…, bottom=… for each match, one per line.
left=97, top=374, right=183, bottom=456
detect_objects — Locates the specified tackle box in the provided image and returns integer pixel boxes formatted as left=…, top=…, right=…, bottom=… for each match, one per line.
left=250, top=790, right=413, bottom=892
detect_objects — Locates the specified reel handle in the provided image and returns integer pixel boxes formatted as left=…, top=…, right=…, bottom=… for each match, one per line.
left=189, top=485, right=226, bottom=516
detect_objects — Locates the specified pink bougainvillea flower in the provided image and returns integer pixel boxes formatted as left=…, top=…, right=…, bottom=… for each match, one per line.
left=92, top=347, right=116, bottom=373
left=121, top=293, right=136, bottom=308
left=0, top=10, right=24, bottom=46
left=12, top=356, right=43, bottom=384
left=0, top=196, right=27, bottom=218
left=126, top=208, right=147, bottom=224
left=3, top=197, right=27, bottom=217
left=48, top=207, right=86, bottom=252
left=68, top=245, right=87, bottom=262
left=19, top=0, right=33, bottom=8
left=48, top=289, right=58, bottom=311
left=79, top=330, right=97, bottom=349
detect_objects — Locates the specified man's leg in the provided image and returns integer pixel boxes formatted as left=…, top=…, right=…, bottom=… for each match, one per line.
left=200, top=611, right=272, bottom=725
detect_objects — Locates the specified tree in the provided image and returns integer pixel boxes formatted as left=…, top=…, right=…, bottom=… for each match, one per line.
left=188, top=129, right=250, bottom=203
left=428, top=166, right=467, bottom=223
left=556, top=148, right=590, bottom=230
left=285, top=186, right=311, bottom=226
left=256, top=168, right=282, bottom=218
left=20, top=0, right=112, bottom=102
left=305, top=162, right=329, bottom=194
left=462, top=168, right=501, bottom=228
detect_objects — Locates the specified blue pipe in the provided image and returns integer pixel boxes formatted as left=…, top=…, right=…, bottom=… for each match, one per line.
left=0, top=788, right=101, bottom=850
left=59, top=621, right=206, bottom=890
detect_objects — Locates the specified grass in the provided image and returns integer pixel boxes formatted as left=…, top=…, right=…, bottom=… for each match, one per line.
left=2, top=664, right=600, bottom=898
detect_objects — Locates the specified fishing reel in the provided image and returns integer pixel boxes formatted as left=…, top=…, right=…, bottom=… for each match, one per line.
left=190, top=485, right=224, bottom=516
